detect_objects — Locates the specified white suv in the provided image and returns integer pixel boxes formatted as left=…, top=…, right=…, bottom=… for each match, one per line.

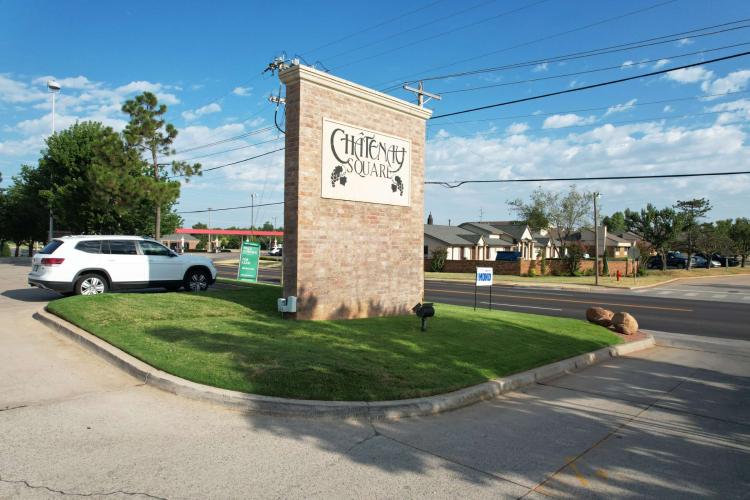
left=28, top=235, right=217, bottom=296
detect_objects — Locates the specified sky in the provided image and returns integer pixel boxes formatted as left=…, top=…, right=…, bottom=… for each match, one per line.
left=2, top=0, right=750, bottom=229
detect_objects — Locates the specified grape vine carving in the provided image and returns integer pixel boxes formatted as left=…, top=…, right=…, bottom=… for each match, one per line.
left=331, top=166, right=347, bottom=187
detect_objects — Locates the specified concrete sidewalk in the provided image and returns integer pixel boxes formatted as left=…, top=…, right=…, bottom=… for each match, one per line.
left=1, top=263, right=748, bottom=498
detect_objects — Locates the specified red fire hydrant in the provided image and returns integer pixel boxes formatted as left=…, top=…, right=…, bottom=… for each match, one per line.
left=616, top=270, right=622, bottom=281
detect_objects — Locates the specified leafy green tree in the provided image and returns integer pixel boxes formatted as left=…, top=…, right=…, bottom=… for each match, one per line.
left=602, top=211, right=627, bottom=233
left=625, top=204, right=684, bottom=271
left=695, top=222, right=732, bottom=265
left=509, top=185, right=592, bottom=271
left=122, top=92, right=200, bottom=238
left=2, top=166, right=48, bottom=255
left=36, top=121, right=156, bottom=234
left=675, top=198, right=712, bottom=270
left=728, top=217, right=750, bottom=267
left=191, top=222, right=209, bottom=250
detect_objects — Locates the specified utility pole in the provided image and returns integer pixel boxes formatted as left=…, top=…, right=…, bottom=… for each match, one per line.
left=593, top=192, right=600, bottom=286
left=208, top=208, right=212, bottom=253
left=403, top=81, right=442, bottom=108
left=250, top=193, right=257, bottom=241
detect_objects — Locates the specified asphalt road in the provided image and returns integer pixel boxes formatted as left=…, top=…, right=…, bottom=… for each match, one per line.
left=424, top=280, right=750, bottom=340
left=216, top=259, right=748, bottom=341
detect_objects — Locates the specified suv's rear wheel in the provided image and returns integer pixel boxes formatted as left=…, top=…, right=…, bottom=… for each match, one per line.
left=184, top=267, right=210, bottom=292
left=75, top=273, right=108, bottom=296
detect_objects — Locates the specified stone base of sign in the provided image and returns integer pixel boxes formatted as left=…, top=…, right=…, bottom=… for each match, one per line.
left=280, top=65, right=431, bottom=320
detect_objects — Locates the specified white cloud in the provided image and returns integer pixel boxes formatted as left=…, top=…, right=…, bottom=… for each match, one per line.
left=700, top=69, right=750, bottom=96
left=653, top=59, right=670, bottom=69
left=114, top=81, right=180, bottom=105
left=709, top=98, right=750, bottom=124
left=676, top=37, right=693, bottom=46
left=0, top=75, right=47, bottom=103
left=506, top=122, right=529, bottom=135
left=532, top=63, right=548, bottom=73
left=663, top=105, right=673, bottom=112
left=621, top=60, right=634, bottom=69
left=32, top=75, right=99, bottom=90
left=665, top=66, right=714, bottom=84
left=182, top=103, right=222, bottom=121
left=605, top=98, right=637, bottom=116
left=232, top=86, right=252, bottom=96
left=424, top=120, right=750, bottom=222
left=542, top=113, right=595, bottom=129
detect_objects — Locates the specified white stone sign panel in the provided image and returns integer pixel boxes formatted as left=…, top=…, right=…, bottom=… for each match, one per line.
left=321, top=118, right=411, bottom=206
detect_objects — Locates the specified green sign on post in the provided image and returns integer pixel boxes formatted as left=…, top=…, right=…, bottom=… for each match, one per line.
left=237, top=241, right=260, bottom=282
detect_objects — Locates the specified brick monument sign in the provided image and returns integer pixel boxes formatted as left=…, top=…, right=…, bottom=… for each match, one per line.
left=279, top=64, right=432, bottom=320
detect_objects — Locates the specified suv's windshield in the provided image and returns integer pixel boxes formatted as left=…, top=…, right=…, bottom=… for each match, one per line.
left=39, top=240, right=64, bottom=254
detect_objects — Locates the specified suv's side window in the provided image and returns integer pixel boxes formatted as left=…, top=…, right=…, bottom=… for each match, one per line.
left=139, top=240, right=171, bottom=256
left=75, top=240, right=102, bottom=254
left=108, top=240, right=138, bottom=255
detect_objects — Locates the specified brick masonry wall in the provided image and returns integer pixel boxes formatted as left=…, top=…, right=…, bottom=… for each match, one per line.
left=282, top=67, right=429, bottom=320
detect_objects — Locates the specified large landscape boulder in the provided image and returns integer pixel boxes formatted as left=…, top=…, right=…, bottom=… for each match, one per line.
left=612, top=312, right=639, bottom=335
left=586, top=307, right=614, bottom=327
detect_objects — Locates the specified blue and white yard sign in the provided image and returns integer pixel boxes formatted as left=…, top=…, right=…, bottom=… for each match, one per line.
left=475, top=267, right=493, bottom=287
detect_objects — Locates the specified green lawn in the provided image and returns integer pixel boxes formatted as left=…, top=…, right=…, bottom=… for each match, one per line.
left=47, top=285, right=621, bottom=401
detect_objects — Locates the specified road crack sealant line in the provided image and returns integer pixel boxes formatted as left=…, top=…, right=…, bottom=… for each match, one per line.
left=0, top=474, right=167, bottom=499
left=33, top=308, right=654, bottom=420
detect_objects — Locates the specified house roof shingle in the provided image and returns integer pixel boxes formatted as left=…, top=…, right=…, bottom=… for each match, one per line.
left=424, top=225, right=482, bottom=246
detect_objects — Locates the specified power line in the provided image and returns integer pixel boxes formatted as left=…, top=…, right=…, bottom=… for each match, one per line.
left=168, top=147, right=285, bottom=179
left=376, top=0, right=679, bottom=90
left=436, top=41, right=750, bottom=95
left=427, top=171, right=750, bottom=189
left=427, top=89, right=750, bottom=126
left=173, top=126, right=276, bottom=155
left=178, top=137, right=284, bottom=162
left=431, top=50, right=750, bottom=119
left=321, top=0, right=501, bottom=62
left=177, top=201, right=285, bottom=214
left=382, top=18, right=750, bottom=90
left=331, top=0, right=552, bottom=71
left=301, top=0, right=449, bottom=57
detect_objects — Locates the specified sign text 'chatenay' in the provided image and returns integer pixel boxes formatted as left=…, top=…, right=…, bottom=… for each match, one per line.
left=321, top=118, right=411, bottom=206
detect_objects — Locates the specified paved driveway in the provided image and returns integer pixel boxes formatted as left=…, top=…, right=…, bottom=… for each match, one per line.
left=1, top=261, right=748, bottom=498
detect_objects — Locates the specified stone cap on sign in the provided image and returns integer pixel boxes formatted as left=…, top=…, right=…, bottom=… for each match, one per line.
left=279, top=64, right=433, bottom=121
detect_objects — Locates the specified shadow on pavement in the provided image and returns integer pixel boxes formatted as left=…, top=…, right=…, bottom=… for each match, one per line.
left=239, top=354, right=749, bottom=497
left=0, top=258, right=32, bottom=267
left=2, top=287, right=61, bottom=302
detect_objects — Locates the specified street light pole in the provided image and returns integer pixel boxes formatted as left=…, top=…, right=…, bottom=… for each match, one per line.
left=593, top=192, right=600, bottom=286
left=47, top=79, right=61, bottom=242
left=208, top=208, right=212, bottom=252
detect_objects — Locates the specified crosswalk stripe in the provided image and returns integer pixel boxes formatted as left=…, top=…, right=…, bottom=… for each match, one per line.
left=712, top=294, right=727, bottom=299
left=684, top=292, right=697, bottom=297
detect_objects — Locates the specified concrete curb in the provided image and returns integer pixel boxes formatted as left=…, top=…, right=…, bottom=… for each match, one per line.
left=34, top=309, right=654, bottom=420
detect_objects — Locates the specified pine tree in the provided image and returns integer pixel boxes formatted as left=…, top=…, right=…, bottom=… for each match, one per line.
left=122, top=92, right=200, bottom=238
